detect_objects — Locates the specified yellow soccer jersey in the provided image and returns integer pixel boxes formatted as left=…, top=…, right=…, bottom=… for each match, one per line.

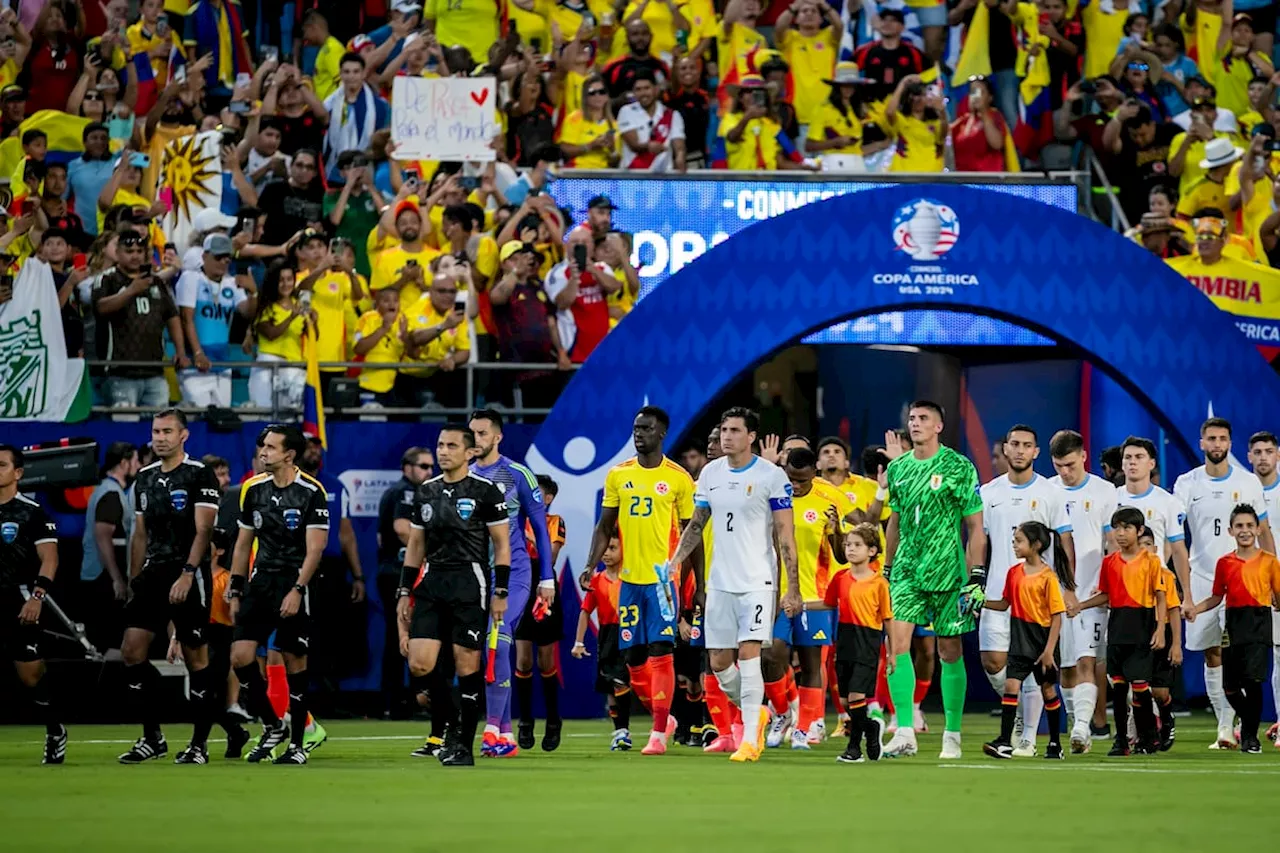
left=780, top=486, right=842, bottom=599
left=603, top=457, right=695, bottom=585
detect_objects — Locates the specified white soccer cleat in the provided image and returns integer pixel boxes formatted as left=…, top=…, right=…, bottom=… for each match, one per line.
left=1069, top=724, right=1091, bottom=755
left=789, top=729, right=811, bottom=750
left=938, top=731, right=962, bottom=760
left=806, top=719, right=826, bottom=745
left=913, top=707, right=929, bottom=733
left=1210, top=725, right=1239, bottom=750
left=883, top=728, right=918, bottom=758
left=1012, top=739, right=1037, bottom=758
left=765, top=710, right=794, bottom=749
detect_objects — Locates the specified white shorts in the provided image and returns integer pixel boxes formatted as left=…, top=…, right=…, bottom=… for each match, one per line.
left=978, top=607, right=1009, bottom=653
left=705, top=588, right=774, bottom=650
left=1060, top=608, right=1106, bottom=667
left=1185, top=574, right=1226, bottom=652
left=179, top=371, right=232, bottom=408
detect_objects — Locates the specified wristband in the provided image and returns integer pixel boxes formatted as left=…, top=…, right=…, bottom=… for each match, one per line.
left=293, top=583, right=306, bottom=594
left=875, top=486, right=888, bottom=502
left=397, top=587, right=412, bottom=599
left=33, top=575, right=53, bottom=592
left=182, top=563, right=197, bottom=575
left=494, top=563, right=511, bottom=590
left=573, top=641, right=585, bottom=648
left=400, top=564, right=418, bottom=591
left=229, top=574, right=246, bottom=594
left=31, top=587, right=47, bottom=601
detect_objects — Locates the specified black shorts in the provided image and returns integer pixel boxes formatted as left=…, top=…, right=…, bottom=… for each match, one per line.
left=1107, top=642, right=1154, bottom=684
left=1006, top=654, right=1058, bottom=686
left=1150, top=646, right=1177, bottom=689
left=595, top=623, right=629, bottom=694
left=410, top=567, right=489, bottom=650
left=835, top=624, right=879, bottom=697
left=675, top=639, right=706, bottom=684
left=1, top=586, right=45, bottom=663
left=232, top=572, right=311, bottom=657
left=1224, top=641, right=1269, bottom=690
left=515, top=581, right=563, bottom=645
left=124, top=563, right=213, bottom=647
left=207, top=622, right=233, bottom=675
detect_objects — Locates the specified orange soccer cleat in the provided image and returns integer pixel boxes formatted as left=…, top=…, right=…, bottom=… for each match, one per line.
left=729, top=741, right=761, bottom=762
left=641, top=731, right=668, bottom=755
left=703, top=734, right=736, bottom=753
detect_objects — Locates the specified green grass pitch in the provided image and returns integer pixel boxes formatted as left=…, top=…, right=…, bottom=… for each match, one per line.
left=1, top=714, right=1277, bottom=852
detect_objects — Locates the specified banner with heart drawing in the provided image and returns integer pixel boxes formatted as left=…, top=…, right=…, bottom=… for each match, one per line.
left=391, top=75, right=500, bottom=162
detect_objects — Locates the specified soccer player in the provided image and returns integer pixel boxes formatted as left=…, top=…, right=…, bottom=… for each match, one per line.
left=804, top=523, right=893, bottom=763
left=116, top=409, right=225, bottom=765
left=228, top=425, right=331, bottom=765
left=1048, top=429, right=1117, bottom=754
left=1188, top=504, right=1280, bottom=754
left=1247, top=431, right=1280, bottom=747
left=1141, top=527, right=1183, bottom=751
left=581, top=406, right=698, bottom=756
left=0, top=445, right=66, bottom=764
left=764, top=447, right=845, bottom=749
left=668, top=407, right=801, bottom=763
left=398, top=426, right=511, bottom=767
left=515, top=474, right=566, bottom=752
left=1173, top=419, right=1272, bottom=749
left=882, top=401, right=987, bottom=759
left=469, top=409, right=556, bottom=756
left=980, top=522, right=1071, bottom=760
left=978, top=425, right=1075, bottom=757
left=573, top=531, right=631, bottom=750
left=1072, top=507, right=1168, bottom=756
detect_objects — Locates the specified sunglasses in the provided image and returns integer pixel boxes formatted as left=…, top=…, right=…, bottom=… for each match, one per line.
left=212, top=253, right=232, bottom=261
left=587, top=88, right=607, bottom=96
left=414, top=462, right=433, bottom=470
left=84, top=93, right=103, bottom=101
left=294, top=161, right=317, bottom=170
left=1127, top=62, right=1149, bottom=71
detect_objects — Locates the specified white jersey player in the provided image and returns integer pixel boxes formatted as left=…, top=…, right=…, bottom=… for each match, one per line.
left=668, top=408, right=799, bottom=764
left=1246, top=430, right=1280, bottom=747
left=1048, top=429, right=1118, bottom=753
left=1173, top=419, right=1272, bottom=748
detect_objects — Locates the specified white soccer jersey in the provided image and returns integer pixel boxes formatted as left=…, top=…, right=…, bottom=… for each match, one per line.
left=1114, top=483, right=1185, bottom=562
left=1261, top=478, right=1280, bottom=641
left=695, top=456, right=793, bottom=594
left=1173, top=465, right=1268, bottom=580
left=1049, top=473, right=1117, bottom=596
left=980, top=473, right=1072, bottom=598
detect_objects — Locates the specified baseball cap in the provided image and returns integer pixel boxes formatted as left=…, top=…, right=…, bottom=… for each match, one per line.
left=203, top=233, right=234, bottom=256
left=348, top=34, right=375, bottom=52
left=879, top=8, right=905, bottom=22
left=499, top=241, right=538, bottom=262
left=392, top=0, right=423, bottom=13
left=587, top=194, right=618, bottom=211
left=394, top=199, right=421, bottom=220
left=0, top=85, right=25, bottom=102
left=193, top=208, right=236, bottom=233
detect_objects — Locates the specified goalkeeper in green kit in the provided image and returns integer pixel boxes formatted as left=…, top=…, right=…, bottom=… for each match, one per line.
left=882, top=401, right=988, bottom=759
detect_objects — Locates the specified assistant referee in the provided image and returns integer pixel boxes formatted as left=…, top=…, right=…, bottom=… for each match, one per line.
left=398, top=425, right=511, bottom=767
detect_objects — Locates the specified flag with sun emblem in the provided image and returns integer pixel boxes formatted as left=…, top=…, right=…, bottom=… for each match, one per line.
left=160, top=130, right=223, bottom=254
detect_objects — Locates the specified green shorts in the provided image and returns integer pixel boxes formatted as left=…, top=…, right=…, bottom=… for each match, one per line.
left=889, top=580, right=973, bottom=637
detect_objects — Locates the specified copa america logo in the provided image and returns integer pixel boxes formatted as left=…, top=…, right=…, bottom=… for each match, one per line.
left=892, top=199, right=959, bottom=261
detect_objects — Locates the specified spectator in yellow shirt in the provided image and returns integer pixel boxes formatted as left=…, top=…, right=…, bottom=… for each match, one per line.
left=774, top=0, right=842, bottom=134
left=129, top=0, right=184, bottom=80
left=399, top=270, right=471, bottom=408
left=806, top=62, right=887, bottom=172
left=1227, top=129, right=1280, bottom=254
left=1168, top=97, right=1234, bottom=197
left=424, top=0, right=498, bottom=64
left=885, top=73, right=947, bottom=172
left=557, top=74, right=619, bottom=168
left=248, top=261, right=312, bottom=411
left=353, top=287, right=407, bottom=406
left=718, top=75, right=811, bottom=170
left=720, top=0, right=769, bottom=97
left=298, top=237, right=368, bottom=396
left=1176, top=136, right=1242, bottom=220
left=96, top=155, right=165, bottom=233
left=370, top=196, right=442, bottom=306
left=302, top=10, right=346, bottom=102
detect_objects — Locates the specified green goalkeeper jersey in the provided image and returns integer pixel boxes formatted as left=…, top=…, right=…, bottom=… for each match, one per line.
left=886, top=445, right=982, bottom=592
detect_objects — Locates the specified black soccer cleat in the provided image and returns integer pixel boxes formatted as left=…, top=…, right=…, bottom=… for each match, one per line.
left=701, top=726, right=720, bottom=748
left=517, top=720, right=536, bottom=751
left=1044, top=742, right=1064, bottom=760
left=983, top=740, right=1013, bottom=760
left=836, top=744, right=865, bottom=763
left=411, top=736, right=446, bottom=758
left=1241, top=736, right=1263, bottom=755
left=273, top=745, right=308, bottom=765
left=438, top=744, right=475, bottom=766
left=174, top=744, right=209, bottom=765
left=42, top=726, right=67, bottom=765
left=865, top=731, right=882, bottom=762
left=1090, top=722, right=1112, bottom=739
left=1107, top=740, right=1130, bottom=757
left=542, top=719, right=562, bottom=752
left=224, top=726, right=250, bottom=760
left=1158, top=724, right=1176, bottom=752
left=118, top=735, right=167, bottom=764
left=1134, top=738, right=1159, bottom=755
left=245, top=724, right=289, bottom=763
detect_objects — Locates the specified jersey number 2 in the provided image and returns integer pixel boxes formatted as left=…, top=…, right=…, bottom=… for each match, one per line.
left=725, top=512, right=734, bottom=532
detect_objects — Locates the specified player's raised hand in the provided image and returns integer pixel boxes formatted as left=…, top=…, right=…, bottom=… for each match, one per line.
left=761, top=434, right=781, bottom=465
left=883, top=429, right=904, bottom=460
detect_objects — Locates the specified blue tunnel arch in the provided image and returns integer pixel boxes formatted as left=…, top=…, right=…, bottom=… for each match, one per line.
left=526, top=186, right=1280, bottom=575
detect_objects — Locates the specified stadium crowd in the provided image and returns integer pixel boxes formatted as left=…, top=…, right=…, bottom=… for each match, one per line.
left=0, top=0, right=1277, bottom=418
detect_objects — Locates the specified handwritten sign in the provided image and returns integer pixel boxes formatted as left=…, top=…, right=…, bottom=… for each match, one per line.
left=391, top=76, right=499, bottom=162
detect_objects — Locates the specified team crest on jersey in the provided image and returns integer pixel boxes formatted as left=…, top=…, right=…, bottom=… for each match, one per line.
left=0, top=521, right=17, bottom=544
left=930, top=473, right=943, bottom=490
left=170, top=489, right=187, bottom=511
left=804, top=509, right=819, bottom=524
left=1030, top=499, right=1038, bottom=510
left=283, top=508, right=302, bottom=530
left=420, top=504, right=434, bottom=523
left=456, top=498, right=476, bottom=520
left=620, top=628, right=633, bottom=642
left=1147, top=509, right=1155, bottom=519
left=746, top=484, right=754, bottom=496
left=690, top=626, right=701, bottom=640
left=140, top=492, right=148, bottom=512
left=1233, top=491, right=1240, bottom=502
left=252, top=511, right=264, bottom=529
left=1084, top=500, right=1092, bottom=511
left=655, top=481, right=669, bottom=496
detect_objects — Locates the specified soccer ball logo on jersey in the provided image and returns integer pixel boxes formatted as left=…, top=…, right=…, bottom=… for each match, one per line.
left=655, top=481, right=669, bottom=496
left=420, top=504, right=434, bottom=524
left=283, top=508, right=302, bottom=531
left=0, top=521, right=17, bottom=544
left=804, top=509, right=820, bottom=524
left=456, top=498, right=476, bottom=521
left=892, top=199, right=959, bottom=261
left=170, top=489, right=187, bottom=512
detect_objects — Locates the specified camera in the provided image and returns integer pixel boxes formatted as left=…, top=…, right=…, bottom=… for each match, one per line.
left=573, top=244, right=588, bottom=269
left=1078, top=80, right=1097, bottom=95
left=750, top=90, right=767, bottom=107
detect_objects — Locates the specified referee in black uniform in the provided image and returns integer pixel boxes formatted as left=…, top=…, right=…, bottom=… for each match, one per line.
left=0, top=444, right=66, bottom=764
left=116, top=409, right=229, bottom=766
left=228, top=425, right=330, bottom=765
left=397, top=425, right=510, bottom=767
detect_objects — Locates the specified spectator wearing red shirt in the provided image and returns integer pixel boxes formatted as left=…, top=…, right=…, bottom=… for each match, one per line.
left=950, top=77, right=1013, bottom=172
left=543, top=228, right=622, bottom=364
left=490, top=241, right=567, bottom=411
left=1054, top=76, right=1125, bottom=169
left=22, top=0, right=83, bottom=115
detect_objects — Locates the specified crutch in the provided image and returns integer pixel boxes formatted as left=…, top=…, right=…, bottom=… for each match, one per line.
left=19, top=585, right=106, bottom=662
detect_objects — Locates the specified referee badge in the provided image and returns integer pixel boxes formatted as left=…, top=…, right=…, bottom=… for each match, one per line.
left=283, top=508, right=302, bottom=531
left=170, top=489, right=187, bottom=511
left=456, top=498, right=476, bottom=520
left=1, top=522, right=17, bottom=544
left=420, top=503, right=434, bottom=523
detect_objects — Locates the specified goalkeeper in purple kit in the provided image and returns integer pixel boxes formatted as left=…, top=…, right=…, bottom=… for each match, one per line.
left=469, top=410, right=556, bottom=756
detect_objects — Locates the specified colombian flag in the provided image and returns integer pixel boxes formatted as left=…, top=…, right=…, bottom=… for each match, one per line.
left=302, top=324, right=327, bottom=449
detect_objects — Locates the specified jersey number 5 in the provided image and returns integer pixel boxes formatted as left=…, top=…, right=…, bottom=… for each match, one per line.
left=628, top=496, right=653, bottom=517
